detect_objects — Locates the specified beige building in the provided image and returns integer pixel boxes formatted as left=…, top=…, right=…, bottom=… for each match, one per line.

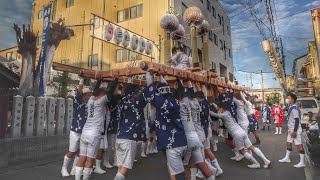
left=250, top=88, right=285, bottom=104
left=0, top=0, right=234, bottom=81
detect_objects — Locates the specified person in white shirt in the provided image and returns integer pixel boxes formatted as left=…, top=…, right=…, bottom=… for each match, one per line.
left=210, top=101, right=271, bottom=169
left=74, top=76, right=118, bottom=180
left=279, top=93, right=305, bottom=168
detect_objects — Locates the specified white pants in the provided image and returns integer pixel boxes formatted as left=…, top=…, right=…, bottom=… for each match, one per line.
left=80, top=132, right=101, bottom=158
left=166, top=146, right=187, bottom=175
left=69, top=131, right=81, bottom=153
left=233, top=131, right=253, bottom=151
left=115, top=139, right=137, bottom=169
left=287, top=130, right=302, bottom=145
left=183, top=132, right=204, bottom=165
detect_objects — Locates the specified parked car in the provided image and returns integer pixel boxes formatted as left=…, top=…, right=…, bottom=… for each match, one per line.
left=296, top=97, right=320, bottom=128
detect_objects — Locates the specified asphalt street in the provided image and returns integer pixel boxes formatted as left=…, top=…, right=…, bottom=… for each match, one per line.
left=0, top=122, right=306, bottom=180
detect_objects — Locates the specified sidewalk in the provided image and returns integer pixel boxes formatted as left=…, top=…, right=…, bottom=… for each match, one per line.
left=0, top=123, right=306, bottom=180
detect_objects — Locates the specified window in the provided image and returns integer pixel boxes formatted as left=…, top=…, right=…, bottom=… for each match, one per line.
left=183, top=45, right=191, bottom=56
left=218, top=14, right=222, bottom=25
left=131, top=6, right=137, bottom=18
left=61, top=59, right=70, bottom=64
left=90, top=17, right=100, bottom=30
left=182, top=3, right=188, bottom=15
left=117, top=4, right=143, bottom=22
left=66, top=0, right=74, bottom=8
left=118, top=10, right=124, bottom=22
left=116, top=49, right=142, bottom=63
left=52, top=0, right=57, bottom=21
left=38, top=10, right=43, bottom=19
left=214, top=34, right=218, bottom=45
left=137, top=4, right=143, bottom=17
left=208, top=30, right=213, bottom=41
left=212, top=6, right=216, bottom=18
left=88, top=54, right=98, bottom=67
left=229, top=48, right=232, bottom=58
left=227, top=26, right=230, bottom=35
left=6, top=52, right=13, bottom=60
left=207, top=0, right=211, bottom=12
left=219, top=40, right=223, bottom=50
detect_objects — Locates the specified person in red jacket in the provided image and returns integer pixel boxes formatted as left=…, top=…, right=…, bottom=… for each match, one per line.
left=272, top=101, right=284, bottom=134
left=253, top=106, right=260, bottom=123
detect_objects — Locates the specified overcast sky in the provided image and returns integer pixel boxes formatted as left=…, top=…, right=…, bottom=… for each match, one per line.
left=0, top=0, right=319, bottom=89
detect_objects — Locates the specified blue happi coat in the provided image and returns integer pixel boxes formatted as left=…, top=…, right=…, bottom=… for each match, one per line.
left=107, top=105, right=121, bottom=134
left=218, top=92, right=238, bottom=122
left=117, top=91, right=147, bottom=141
left=143, top=84, right=187, bottom=150
left=199, top=99, right=210, bottom=138
left=71, top=93, right=88, bottom=133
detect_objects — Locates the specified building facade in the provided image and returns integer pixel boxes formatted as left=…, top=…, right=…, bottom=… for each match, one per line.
left=289, top=41, right=320, bottom=98
left=250, top=88, right=285, bottom=105
left=0, top=0, right=234, bottom=81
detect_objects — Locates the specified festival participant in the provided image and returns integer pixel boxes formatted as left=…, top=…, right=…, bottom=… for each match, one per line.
left=272, top=101, right=284, bottom=135
left=145, top=103, right=158, bottom=155
left=209, top=102, right=271, bottom=169
left=113, top=77, right=148, bottom=180
left=231, top=91, right=250, bottom=161
left=217, top=90, right=240, bottom=160
left=143, top=70, right=188, bottom=180
left=104, top=94, right=122, bottom=168
left=168, top=46, right=192, bottom=70
left=176, top=80, right=215, bottom=180
left=262, top=103, right=272, bottom=131
left=75, top=76, right=118, bottom=180
left=209, top=99, right=220, bottom=152
left=253, top=105, right=260, bottom=123
left=196, top=90, right=223, bottom=177
left=61, top=78, right=92, bottom=177
left=94, top=110, right=110, bottom=174
left=240, top=92, right=261, bottom=145
left=279, top=93, right=305, bottom=168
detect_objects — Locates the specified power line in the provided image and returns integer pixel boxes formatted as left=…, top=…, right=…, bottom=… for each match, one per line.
left=230, top=0, right=263, bottom=18
left=233, top=41, right=261, bottom=50
left=279, top=35, right=314, bottom=40
left=277, top=6, right=320, bottom=21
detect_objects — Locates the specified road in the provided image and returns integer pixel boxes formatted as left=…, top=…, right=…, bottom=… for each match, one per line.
left=0, top=122, right=306, bottom=180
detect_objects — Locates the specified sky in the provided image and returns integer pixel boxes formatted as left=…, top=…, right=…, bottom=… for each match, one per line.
left=0, top=0, right=319, bottom=89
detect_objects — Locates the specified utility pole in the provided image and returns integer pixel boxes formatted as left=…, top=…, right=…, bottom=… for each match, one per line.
left=261, top=70, right=265, bottom=102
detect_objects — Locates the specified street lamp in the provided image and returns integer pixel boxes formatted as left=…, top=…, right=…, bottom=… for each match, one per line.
left=183, top=6, right=203, bottom=67
left=197, top=20, right=210, bottom=70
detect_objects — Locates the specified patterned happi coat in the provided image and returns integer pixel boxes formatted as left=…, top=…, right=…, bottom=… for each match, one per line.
left=199, top=99, right=210, bottom=138
left=107, top=105, right=121, bottom=135
left=71, top=93, right=88, bottom=134
left=117, top=91, right=147, bottom=141
left=143, top=84, right=187, bottom=150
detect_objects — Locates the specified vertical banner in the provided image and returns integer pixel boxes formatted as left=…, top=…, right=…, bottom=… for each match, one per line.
left=39, top=4, right=52, bottom=96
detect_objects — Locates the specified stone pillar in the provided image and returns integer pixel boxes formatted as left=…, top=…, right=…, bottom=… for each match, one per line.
left=55, top=98, right=65, bottom=135
left=64, top=98, right=73, bottom=134
left=46, top=97, right=56, bottom=136
left=10, top=95, right=23, bottom=138
left=34, top=97, right=46, bottom=136
left=22, top=96, right=35, bottom=137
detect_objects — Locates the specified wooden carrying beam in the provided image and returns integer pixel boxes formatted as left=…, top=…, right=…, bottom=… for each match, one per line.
left=52, top=62, right=96, bottom=78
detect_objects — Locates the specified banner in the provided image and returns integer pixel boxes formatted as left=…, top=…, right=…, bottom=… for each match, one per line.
left=39, top=4, right=52, bottom=96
